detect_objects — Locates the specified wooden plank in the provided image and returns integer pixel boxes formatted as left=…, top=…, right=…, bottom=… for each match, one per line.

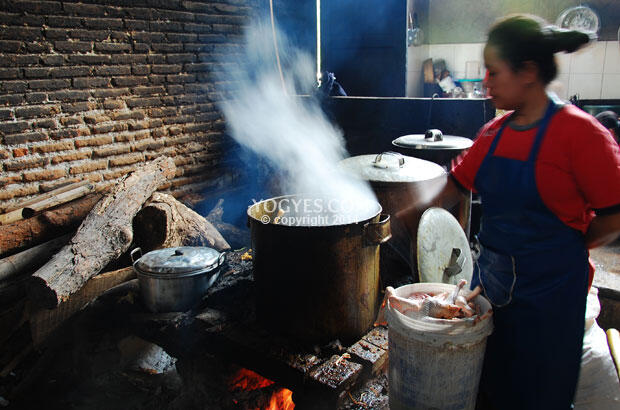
left=29, top=266, right=136, bottom=346
left=0, top=194, right=102, bottom=257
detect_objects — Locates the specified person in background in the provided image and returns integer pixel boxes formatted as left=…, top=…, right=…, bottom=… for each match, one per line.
left=595, top=110, right=619, bottom=143
left=396, top=14, right=620, bottom=410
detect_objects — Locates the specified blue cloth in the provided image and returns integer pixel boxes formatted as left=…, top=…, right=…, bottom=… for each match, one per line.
left=471, top=100, right=589, bottom=409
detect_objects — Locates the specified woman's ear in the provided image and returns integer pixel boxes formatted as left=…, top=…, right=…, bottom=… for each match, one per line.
left=519, top=61, right=540, bottom=85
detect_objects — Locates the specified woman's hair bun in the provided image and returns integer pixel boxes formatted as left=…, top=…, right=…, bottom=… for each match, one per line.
left=542, top=26, right=592, bottom=54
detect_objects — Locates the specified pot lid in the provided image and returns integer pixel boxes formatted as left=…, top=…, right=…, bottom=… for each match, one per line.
left=393, top=129, right=473, bottom=151
left=417, top=207, right=473, bottom=285
left=134, top=246, right=223, bottom=275
left=339, top=152, right=446, bottom=183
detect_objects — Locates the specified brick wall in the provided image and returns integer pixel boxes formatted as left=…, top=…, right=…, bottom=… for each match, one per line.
left=0, top=0, right=254, bottom=209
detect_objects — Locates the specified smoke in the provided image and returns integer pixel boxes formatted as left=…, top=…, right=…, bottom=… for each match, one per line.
left=216, top=20, right=376, bottom=219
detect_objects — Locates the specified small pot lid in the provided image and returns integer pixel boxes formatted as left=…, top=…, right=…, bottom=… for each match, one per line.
left=339, top=152, right=446, bottom=183
left=134, top=246, right=224, bottom=275
left=417, top=207, right=473, bottom=285
left=393, top=129, right=473, bottom=151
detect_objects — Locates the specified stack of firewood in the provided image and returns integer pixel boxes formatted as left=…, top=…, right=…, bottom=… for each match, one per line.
left=0, top=156, right=237, bottom=378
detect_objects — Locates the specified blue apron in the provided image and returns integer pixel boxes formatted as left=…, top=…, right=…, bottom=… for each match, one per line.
left=471, top=101, right=589, bottom=410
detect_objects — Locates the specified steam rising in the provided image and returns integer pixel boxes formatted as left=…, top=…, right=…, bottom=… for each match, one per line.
left=217, top=20, right=376, bottom=220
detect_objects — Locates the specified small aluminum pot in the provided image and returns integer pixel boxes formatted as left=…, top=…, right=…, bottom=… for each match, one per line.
left=131, top=246, right=226, bottom=313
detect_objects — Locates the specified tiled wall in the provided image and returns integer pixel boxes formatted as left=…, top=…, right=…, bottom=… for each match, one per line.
left=407, top=41, right=620, bottom=100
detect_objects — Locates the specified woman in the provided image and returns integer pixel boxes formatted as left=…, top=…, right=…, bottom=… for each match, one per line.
left=398, top=14, right=620, bottom=409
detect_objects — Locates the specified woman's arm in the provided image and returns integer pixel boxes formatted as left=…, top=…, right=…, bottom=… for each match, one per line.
left=585, top=211, right=620, bottom=249
left=395, top=176, right=468, bottom=239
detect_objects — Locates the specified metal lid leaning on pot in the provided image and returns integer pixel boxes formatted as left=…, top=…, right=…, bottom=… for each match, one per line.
left=392, top=129, right=473, bottom=151
left=339, top=151, right=446, bottom=183
left=132, top=246, right=225, bottom=276
left=417, top=207, right=473, bottom=285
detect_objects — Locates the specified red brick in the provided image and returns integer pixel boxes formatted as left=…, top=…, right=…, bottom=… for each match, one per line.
left=84, top=173, right=104, bottom=183
left=0, top=149, right=9, bottom=160
left=23, top=168, right=67, bottom=182
left=4, top=132, right=48, bottom=145
left=0, top=184, right=39, bottom=201
left=31, top=141, right=75, bottom=154
left=110, top=110, right=145, bottom=121
left=109, top=153, right=144, bottom=167
left=0, top=174, right=23, bottom=187
left=74, top=136, right=114, bottom=148
left=54, top=41, right=92, bottom=53
left=50, top=151, right=91, bottom=164
left=33, top=119, right=58, bottom=129
left=49, top=127, right=91, bottom=140
left=102, top=166, right=137, bottom=181
left=151, top=128, right=167, bottom=138
left=61, top=102, right=97, bottom=114
left=60, top=117, right=84, bottom=126
left=128, top=121, right=149, bottom=131
left=83, top=114, right=110, bottom=125
left=69, top=159, right=108, bottom=174
left=12, top=147, right=29, bottom=157
left=15, top=105, right=61, bottom=118
left=103, top=99, right=125, bottom=110
left=132, top=138, right=164, bottom=151
left=93, top=145, right=131, bottom=158
left=4, top=157, right=49, bottom=171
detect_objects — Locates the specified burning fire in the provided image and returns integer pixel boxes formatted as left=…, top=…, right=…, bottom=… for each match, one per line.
left=228, top=368, right=295, bottom=410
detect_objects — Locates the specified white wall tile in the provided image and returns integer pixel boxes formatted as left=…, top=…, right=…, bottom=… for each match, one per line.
left=407, top=71, right=422, bottom=97
left=548, top=74, right=569, bottom=101
left=555, top=52, right=571, bottom=76
left=570, top=42, right=606, bottom=74
left=429, top=44, right=456, bottom=73
left=604, top=41, right=620, bottom=74
left=568, top=74, right=602, bottom=99
left=601, top=74, right=620, bottom=99
left=454, top=43, right=484, bottom=79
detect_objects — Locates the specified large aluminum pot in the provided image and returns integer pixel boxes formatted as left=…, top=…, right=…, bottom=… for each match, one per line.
left=248, top=194, right=391, bottom=344
left=131, top=246, right=226, bottom=313
left=339, top=152, right=471, bottom=279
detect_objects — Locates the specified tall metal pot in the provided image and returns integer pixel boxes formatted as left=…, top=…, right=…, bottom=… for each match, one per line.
left=247, top=195, right=391, bottom=345
left=339, top=152, right=470, bottom=278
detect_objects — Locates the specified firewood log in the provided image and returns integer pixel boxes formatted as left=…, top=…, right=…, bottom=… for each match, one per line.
left=29, top=157, right=176, bottom=309
left=0, top=194, right=102, bottom=257
left=0, top=233, right=72, bottom=283
left=29, top=267, right=136, bottom=346
left=21, top=182, right=95, bottom=218
left=205, top=199, right=250, bottom=248
left=133, top=192, right=230, bottom=253
left=0, top=180, right=91, bottom=225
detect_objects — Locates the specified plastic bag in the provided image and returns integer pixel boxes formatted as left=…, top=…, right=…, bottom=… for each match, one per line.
left=574, top=287, right=620, bottom=409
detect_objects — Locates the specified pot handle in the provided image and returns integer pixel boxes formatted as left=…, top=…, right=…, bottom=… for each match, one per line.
left=443, top=247, right=465, bottom=277
left=364, top=214, right=392, bottom=246
left=130, top=247, right=142, bottom=264
left=425, top=128, right=443, bottom=141
left=217, top=251, right=227, bottom=267
left=373, top=151, right=405, bottom=169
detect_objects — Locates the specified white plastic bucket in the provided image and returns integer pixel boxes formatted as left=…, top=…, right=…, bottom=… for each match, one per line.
left=387, top=282, right=493, bottom=410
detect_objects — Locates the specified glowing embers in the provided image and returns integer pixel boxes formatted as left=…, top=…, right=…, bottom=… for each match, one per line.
left=228, top=367, right=295, bottom=410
